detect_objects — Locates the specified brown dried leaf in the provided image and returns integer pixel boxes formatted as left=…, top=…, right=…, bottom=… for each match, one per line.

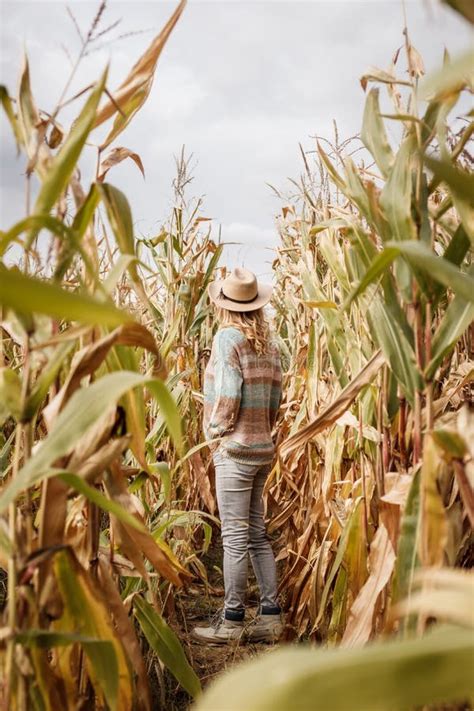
left=47, top=123, right=64, bottom=149
left=93, top=0, right=186, bottom=147
left=105, top=464, right=188, bottom=586
left=279, top=350, right=385, bottom=457
left=407, top=43, right=425, bottom=78
left=189, top=450, right=216, bottom=513
left=97, top=560, right=152, bottom=711
left=341, top=524, right=396, bottom=648
left=43, top=322, right=166, bottom=429
left=75, top=434, right=132, bottom=483
left=97, top=147, right=145, bottom=183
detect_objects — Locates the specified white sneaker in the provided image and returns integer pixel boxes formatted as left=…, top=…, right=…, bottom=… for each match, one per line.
left=246, top=613, right=283, bottom=643
left=191, top=616, right=245, bottom=645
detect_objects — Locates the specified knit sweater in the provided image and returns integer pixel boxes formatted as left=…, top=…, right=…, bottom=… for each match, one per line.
left=203, top=326, right=282, bottom=465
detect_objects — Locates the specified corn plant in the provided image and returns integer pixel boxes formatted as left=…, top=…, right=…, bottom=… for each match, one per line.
left=196, top=6, right=473, bottom=709
left=0, top=2, right=208, bottom=708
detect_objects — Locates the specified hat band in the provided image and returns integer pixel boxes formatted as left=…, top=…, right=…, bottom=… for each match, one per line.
left=219, top=287, right=259, bottom=304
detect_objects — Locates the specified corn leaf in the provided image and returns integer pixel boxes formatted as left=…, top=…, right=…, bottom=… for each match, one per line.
left=441, top=0, right=474, bottom=23
left=23, top=342, right=75, bottom=421
left=361, top=88, right=394, bottom=177
left=0, top=371, right=183, bottom=513
left=427, top=282, right=474, bottom=380
left=424, top=155, right=474, bottom=244
left=0, top=368, right=22, bottom=425
left=0, top=84, right=23, bottom=150
left=368, top=300, right=421, bottom=404
left=58, top=471, right=147, bottom=532
left=391, top=468, right=421, bottom=606
left=30, top=69, right=107, bottom=237
left=196, top=625, right=474, bottom=711
left=93, top=0, right=186, bottom=148
left=386, top=241, right=474, bottom=302
left=280, top=351, right=384, bottom=457
left=133, top=594, right=201, bottom=699
left=99, top=183, right=139, bottom=281
left=420, top=49, right=474, bottom=100
left=0, top=215, right=77, bottom=257
left=54, top=549, right=132, bottom=711
left=0, top=267, right=132, bottom=327
left=97, top=147, right=145, bottom=182
left=341, top=524, right=396, bottom=648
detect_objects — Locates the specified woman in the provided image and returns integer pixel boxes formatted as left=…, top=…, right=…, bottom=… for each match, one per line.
left=192, top=267, right=283, bottom=645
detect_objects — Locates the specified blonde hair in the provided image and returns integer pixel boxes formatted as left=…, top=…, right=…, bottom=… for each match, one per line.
left=216, top=307, right=271, bottom=355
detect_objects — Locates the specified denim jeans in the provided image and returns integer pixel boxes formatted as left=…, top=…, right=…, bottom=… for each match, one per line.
left=213, top=448, right=280, bottom=618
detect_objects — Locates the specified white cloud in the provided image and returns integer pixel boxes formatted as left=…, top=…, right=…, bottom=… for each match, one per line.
left=220, top=222, right=276, bottom=248
left=1, top=0, right=472, bottom=276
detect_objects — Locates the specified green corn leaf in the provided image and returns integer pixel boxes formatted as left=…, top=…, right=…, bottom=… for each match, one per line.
left=420, top=49, right=474, bottom=100
left=195, top=625, right=474, bottom=711
left=0, top=371, right=183, bottom=513
left=442, top=222, right=471, bottom=268
left=424, top=156, right=474, bottom=244
left=17, top=55, right=41, bottom=164
left=379, top=135, right=417, bottom=242
left=314, top=499, right=363, bottom=629
left=386, top=241, right=474, bottom=303
left=103, top=255, right=139, bottom=294
left=72, top=183, right=101, bottom=238
left=432, top=429, right=469, bottom=461
left=30, top=68, right=108, bottom=238
left=344, top=246, right=399, bottom=309
left=16, top=629, right=117, bottom=648
left=99, top=183, right=139, bottom=282
left=361, top=88, right=394, bottom=177
left=0, top=85, right=23, bottom=150
left=58, top=472, right=146, bottom=532
left=0, top=367, right=22, bottom=426
left=0, top=267, right=132, bottom=327
left=391, top=468, right=421, bottom=607
left=368, top=299, right=421, bottom=404
left=133, top=594, right=201, bottom=699
left=426, top=269, right=474, bottom=380
left=0, top=215, right=77, bottom=257
left=22, top=341, right=75, bottom=421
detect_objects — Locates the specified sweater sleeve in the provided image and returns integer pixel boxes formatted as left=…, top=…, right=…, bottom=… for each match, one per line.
left=204, top=330, right=243, bottom=439
left=269, top=347, right=282, bottom=430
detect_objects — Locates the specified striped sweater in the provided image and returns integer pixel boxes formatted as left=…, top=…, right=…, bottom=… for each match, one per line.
left=203, top=326, right=282, bottom=465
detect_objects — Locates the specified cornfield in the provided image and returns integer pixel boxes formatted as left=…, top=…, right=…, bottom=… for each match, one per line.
left=0, top=1, right=473, bottom=710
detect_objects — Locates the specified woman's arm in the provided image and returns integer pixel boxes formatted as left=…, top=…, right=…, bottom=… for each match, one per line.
left=204, top=330, right=243, bottom=440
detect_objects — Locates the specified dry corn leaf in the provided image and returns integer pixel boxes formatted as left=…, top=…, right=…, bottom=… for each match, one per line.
left=279, top=350, right=384, bottom=457
left=97, top=560, right=152, bottom=711
left=93, top=0, right=186, bottom=148
left=97, top=147, right=145, bottom=183
left=341, top=524, right=395, bottom=648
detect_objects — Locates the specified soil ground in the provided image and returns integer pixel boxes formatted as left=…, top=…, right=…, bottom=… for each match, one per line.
left=162, top=539, right=284, bottom=710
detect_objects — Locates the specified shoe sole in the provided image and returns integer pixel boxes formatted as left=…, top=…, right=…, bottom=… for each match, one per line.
left=191, top=632, right=245, bottom=646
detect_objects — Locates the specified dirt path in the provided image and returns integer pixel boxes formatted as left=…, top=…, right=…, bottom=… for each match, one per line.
left=167, top=540, right=281, bottom=709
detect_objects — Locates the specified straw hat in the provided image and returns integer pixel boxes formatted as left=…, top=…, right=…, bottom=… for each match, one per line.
left=207, top=267, right=272, bottom=312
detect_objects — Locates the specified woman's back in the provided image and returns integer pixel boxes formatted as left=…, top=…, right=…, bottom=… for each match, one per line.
left=203, top=326, right=282, bottom=464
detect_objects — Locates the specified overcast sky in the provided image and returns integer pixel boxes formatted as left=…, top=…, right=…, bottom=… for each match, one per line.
left=1, top=0, right=472, bottom=278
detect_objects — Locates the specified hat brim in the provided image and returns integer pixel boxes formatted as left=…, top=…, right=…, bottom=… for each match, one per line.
left=207, top=280, right=273, bottom=312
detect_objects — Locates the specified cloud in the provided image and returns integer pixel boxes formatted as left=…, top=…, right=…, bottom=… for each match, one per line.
left=220, top=222, right=277, bottom=248
left=1, top=0, right=472, bottom=276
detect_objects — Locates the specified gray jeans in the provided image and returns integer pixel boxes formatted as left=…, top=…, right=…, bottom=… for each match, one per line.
left=213, top=448, right=279, bottom=614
